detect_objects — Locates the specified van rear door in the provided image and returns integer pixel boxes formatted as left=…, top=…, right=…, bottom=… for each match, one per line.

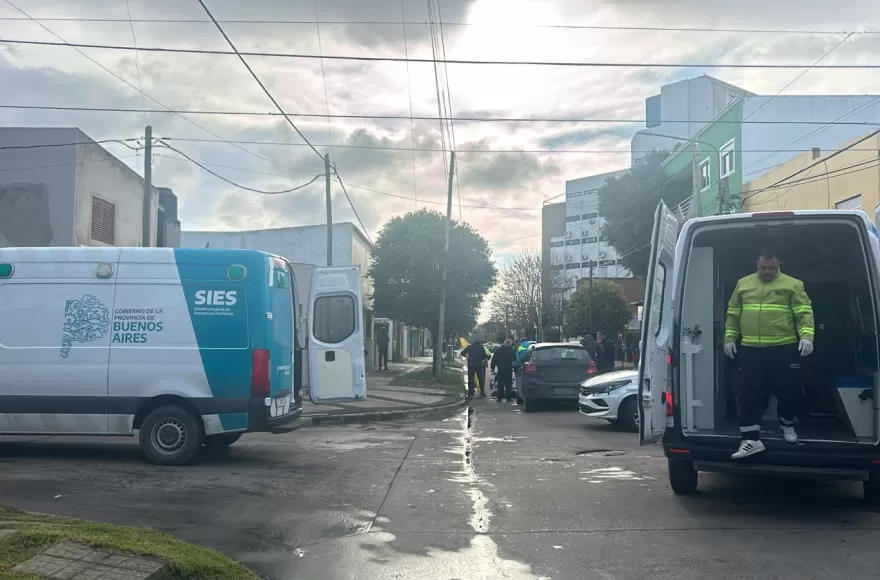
left=639, top=202, right=679, bottom=445
left=307, top=266, right=366, bottom=403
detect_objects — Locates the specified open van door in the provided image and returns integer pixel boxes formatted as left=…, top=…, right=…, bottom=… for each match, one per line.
left=308, top=266, right=367, bottom=403
left=638, top=202, right=679, bottom=445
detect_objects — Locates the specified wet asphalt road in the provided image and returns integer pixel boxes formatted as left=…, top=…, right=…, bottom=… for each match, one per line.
left=1, top=400, right=880, bottom=579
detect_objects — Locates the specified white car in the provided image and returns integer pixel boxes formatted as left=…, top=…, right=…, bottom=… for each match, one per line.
left=578, top=369, right=639, bottom=432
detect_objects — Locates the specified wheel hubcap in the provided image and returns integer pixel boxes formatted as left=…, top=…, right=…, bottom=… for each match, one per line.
left=152, top=419, right=187, bottom=455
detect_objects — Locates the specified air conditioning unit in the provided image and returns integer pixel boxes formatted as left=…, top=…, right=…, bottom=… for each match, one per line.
left=564, top=231, right=572, bottom=238
left=599, top=251, right=607, bottom=258
left=588, top=219, right=596, bottom=224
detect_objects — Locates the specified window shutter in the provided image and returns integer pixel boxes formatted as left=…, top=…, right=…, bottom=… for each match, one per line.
left=835, top=195, right=862, bottom=211
left=90, top=197, right=116, bottom=244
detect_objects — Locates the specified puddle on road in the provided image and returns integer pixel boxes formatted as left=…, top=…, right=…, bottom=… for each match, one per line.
left=578, top=466, right=653, bottom=482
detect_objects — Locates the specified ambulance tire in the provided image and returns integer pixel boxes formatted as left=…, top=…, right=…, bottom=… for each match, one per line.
left=204, top=433, right=243, bottom=449
left=667, top=458, right=698, bottom=494
left=139, top=405, right=204, bottom=466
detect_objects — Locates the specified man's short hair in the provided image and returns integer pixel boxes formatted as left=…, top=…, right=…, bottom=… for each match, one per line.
left=758, top=249, right=778, bottom=261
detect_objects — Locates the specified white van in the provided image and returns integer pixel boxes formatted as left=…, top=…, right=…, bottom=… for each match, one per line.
left=639, top=204, right=880, bottom=503
left=0, top=247, right=367, bottom=465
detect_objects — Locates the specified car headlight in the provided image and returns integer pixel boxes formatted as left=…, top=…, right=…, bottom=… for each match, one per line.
left=605, top=381, right=634, bottom=392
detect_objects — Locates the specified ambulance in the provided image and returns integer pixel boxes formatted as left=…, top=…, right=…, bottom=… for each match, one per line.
left=640, top=203, right=880, bottom=503
left=0, top=247, right=366, bottom=465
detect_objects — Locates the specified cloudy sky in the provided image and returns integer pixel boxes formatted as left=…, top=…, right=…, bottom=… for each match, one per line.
left=2, top=0, right=880, bottom=267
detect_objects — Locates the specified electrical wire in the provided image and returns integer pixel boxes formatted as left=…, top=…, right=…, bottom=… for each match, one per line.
left=5, top=103, right=880, bottom=128
left=0, top=0, right=317, bottom=179
left=195, top=0, right=324, bottom=161
left=400, top=0, right=418, bottom=209
left=0, top=154, right=140, bottom=173
left=435, top=0, right=463, bottom=221
left=124, top=0, right=147, bottom=124
left=155, top=141, right=323, bottom=194
left=426, top=0, right=451, bottom=217
left=0, top=16, right=871, bottom=35
left=332, top=167, right=374, bottom=244
left=313, top=0, right=333, bottom=147
left=0, top=137, right=141, bottom=150
left=4, top=37, right=880, bottom=69
left=742, top=33, right=853, bottom=122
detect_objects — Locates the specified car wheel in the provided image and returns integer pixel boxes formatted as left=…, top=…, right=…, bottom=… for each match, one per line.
left=667, top=457, right=698, bottom=494
left=204, top=433, right=243, bottom=449
left=139, top=405, right=203, bottom=466
left=617, top=397, right=639, bottom=433
left=522, top=391, right=536, bottom=412
left=864, top=473, right=880, bottom=506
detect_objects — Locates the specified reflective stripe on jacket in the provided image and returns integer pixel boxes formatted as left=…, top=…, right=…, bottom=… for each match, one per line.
left=724, top=272, right=814, bottom=347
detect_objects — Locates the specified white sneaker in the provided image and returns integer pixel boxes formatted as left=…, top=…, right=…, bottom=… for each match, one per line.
left=731, top=439, right=766, bottom=459
left=781, top=425, right=798, bottom=444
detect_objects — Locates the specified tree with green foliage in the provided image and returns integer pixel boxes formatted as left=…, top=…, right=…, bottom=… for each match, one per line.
left=564, top=279, right=633, bottom=339
left=599, top=150, right=691, bottom=277
left=369, top=209, right=497, bottom=371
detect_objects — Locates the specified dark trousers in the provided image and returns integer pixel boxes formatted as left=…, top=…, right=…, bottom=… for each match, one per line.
left=378, top=347, right=388, bottom=369
left=495, top=368, right=513, bottom=400
left=467, top=365, right=485, bottom=397
left=735, top=344, right=800, bottom=440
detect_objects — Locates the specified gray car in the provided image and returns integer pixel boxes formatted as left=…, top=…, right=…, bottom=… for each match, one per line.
left=516, top=343, right=597, bottom=412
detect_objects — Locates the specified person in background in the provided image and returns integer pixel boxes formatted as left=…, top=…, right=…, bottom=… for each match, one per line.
left=376, top=327, right=390, bottom=371
left=580, top=334, right=599, bottom=361
left=461, top=339, right=489, bottom=398
left=596, top=331, right=616, bottom=374
left=491, top=339, right=517, bottom=402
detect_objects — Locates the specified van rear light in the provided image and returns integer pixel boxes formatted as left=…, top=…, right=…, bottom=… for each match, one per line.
left=251, top=349, right=271, bottom=397
left=524, top=362, right=537, bottom=375
left=665, top=390, right=674, bottom=416
left=587, top=361, right=597, bottom=376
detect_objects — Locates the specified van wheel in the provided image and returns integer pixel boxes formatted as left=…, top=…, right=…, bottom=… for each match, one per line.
left=204, top=433, right=243, bottom=449
left=139, top=405, right=203, bottom=466
left=864, top=473, right=880, bottom=506
left=668, top=458, right=698, bottom=494
left=617, top=397, right=638, bottom=433
left=522, top=392, right=536, bottom=412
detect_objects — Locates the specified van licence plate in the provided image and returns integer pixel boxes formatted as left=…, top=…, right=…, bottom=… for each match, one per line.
left=554, top=387, right=576, bottom=395
left=270, top=394, right=292, bottom=417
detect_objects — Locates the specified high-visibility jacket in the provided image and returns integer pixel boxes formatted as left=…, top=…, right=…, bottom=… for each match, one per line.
left=724, top=272, right=814, bottom=348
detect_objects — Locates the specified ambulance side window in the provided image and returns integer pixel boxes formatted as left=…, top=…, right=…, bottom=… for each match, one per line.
left=651, top=263, right=667, bottom=337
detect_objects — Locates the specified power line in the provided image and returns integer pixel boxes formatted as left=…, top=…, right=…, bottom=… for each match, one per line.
left=0, top=0, right=318, bottom=179
left=7, top=103, right=880, bottom=128
left=195, top=0, right=323, bottom=161
left=434, top=0, right=463, bottom=221
left=742, top=33, right=853, bottom=123
left=0, top=153, right=139, bottom=173
left=0, top=16, right=872, bottom=35
left=400, top=0, right=418, bottom=209
left=744, top=156, right=880, bottom=206
left=4, top=37, right=880, bottom=69
left=156, top=140, right=323, bottom=194
left=0, top=137, right=141, bottom=150
left=313, top=0, right=332, bottom=147
left=123, top=0, right=147, bottom=124
left=332, top=167, right=374, bottom=244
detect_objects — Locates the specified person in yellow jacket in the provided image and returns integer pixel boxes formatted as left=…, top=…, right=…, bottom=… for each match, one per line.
left=724, top=250, right=814, bottom=459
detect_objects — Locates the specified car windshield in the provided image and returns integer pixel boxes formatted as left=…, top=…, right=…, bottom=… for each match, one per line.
left=532, top=347, right=590, bottom=361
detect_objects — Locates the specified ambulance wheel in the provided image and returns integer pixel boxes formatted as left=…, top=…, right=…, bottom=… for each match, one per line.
left=139, top=405, right=203, bottom=466
left=864, top=473, right=880, bottom=506
left=204, top=433, right=243, bottom=449
left=667, top=458, right=698, bottom=494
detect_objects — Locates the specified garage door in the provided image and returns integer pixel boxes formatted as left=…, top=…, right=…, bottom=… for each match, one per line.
left=835, top=195, right=862, bottom=211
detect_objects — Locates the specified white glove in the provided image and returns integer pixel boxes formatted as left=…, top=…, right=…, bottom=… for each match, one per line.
left=799, top=339, right=813, bottom=357
left=723, top=342, right=737, bottom=359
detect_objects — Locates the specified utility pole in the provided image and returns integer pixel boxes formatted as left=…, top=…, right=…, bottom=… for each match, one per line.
left=692, top=141, right=703, bottom=218
left=325, top=153, right=333, bottom=266
left=434, top=151, right=455, bottom=378
left=141, top=125, right=152, bottom=248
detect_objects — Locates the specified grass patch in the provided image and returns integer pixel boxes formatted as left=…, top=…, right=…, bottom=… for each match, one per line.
left=404, top=366, right=464, bottom=392
left=0, top=505, right=257, bottom=580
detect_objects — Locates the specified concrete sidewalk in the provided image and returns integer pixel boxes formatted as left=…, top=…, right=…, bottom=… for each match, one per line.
left=302, top=358, right=465, bottom=425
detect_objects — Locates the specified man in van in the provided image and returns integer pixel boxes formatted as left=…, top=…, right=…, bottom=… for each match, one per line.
left=724, top=250, right=815, bottom=459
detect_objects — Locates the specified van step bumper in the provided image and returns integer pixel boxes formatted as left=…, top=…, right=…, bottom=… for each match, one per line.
left=694, top=460, right=869, bottom=481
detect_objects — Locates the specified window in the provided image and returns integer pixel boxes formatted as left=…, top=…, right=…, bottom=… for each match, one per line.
left=583, top=237, right=597, bottom=244
left=90, top=197, right=116, bottom=245
left=651, top=263, right=667, bottom=337
left=835, top=195, right=862, bottom=211
left=565, top=263, right=580, bottom=270
left=565, top=239, right=581, bottom=246
left=313, top=295, right=356, bottom=344
left=531, top=346, right=590, bottom=361
left=581, top=212, right=598, bottom=220
left=699, top=158, right=710, bottom=190
left=719, top=139, right=735, bottom=178
left=549, top=241, right=564, bottom=248
left=565, top=215, right=581, bottom=222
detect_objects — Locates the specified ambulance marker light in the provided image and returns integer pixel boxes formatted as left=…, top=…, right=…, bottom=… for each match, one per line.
left=228, top=265, right=246, bottom=280
left=0, top=263, right=12, bottom=278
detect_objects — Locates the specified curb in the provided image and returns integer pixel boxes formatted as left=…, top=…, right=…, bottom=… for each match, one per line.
left=306, top=397, right=466, bottom=426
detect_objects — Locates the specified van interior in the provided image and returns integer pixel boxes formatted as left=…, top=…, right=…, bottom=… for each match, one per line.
left=678, top=217, right=880, bottom=444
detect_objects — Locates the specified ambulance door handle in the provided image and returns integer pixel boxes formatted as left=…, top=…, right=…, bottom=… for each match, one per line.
left=325, top=351, right=335, bottom=362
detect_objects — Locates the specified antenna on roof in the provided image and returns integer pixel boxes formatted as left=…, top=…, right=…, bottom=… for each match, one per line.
left=205, top=242, right=210, bottom=248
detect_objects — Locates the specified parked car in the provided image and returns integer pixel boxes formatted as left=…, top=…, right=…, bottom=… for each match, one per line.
left=516, top=343, right=597, bottom=412
left=578, top=369, right=639, bottom=432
